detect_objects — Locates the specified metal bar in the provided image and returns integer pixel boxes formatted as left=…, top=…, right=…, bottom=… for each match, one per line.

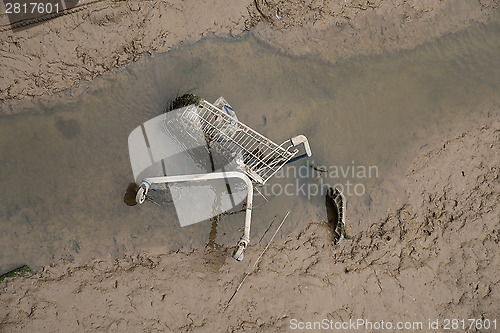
left=144, top=171, right=254, bottom=249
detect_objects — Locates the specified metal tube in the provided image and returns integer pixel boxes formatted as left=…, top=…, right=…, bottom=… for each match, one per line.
left=141, top=171, right=253, bottom=250
left=290, top=135, right=312, bottom=157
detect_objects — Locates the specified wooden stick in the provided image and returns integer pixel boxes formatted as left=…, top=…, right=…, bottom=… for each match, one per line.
left=223, top=211, right=290, bottom=311
left=255, top=186, right=269, bottom=202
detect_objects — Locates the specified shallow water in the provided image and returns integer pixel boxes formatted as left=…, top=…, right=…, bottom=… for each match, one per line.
left=1, top=23, right=500, bottom=274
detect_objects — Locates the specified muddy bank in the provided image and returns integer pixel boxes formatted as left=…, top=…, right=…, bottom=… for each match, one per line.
left=0, top=0, right=252, bottom=102
left=1, top=123, right=498, bottom=332
left=1, top=0, right=499, bottom=104
left=249, top=0, right=500, bottom=61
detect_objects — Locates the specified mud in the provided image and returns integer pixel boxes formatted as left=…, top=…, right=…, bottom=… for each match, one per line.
left=0, top=124, right=498, bottom=332
left=1, top=0, right=499, bottom=104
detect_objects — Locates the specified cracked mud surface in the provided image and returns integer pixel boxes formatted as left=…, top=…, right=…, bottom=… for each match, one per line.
left=1, top=0, right=499, bottom=104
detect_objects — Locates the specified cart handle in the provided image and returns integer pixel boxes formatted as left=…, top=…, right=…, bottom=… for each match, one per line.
left=287, top=135, right=312, bottom=164
left=136, top=171, right=253, bottom=261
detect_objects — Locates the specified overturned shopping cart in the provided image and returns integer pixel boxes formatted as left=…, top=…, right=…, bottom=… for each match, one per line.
left=128, top=95, right=312, bottom=261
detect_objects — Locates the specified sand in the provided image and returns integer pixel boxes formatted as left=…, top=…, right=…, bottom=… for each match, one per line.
left=0, top=124, right=498, bottom=332
left=1, top=0, right=499, bottom=105
left=1, top=0, right=499, bottom=332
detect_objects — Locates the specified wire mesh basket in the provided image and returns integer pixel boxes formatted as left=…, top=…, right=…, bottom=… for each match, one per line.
left=164, top=99, right=308, bottom=185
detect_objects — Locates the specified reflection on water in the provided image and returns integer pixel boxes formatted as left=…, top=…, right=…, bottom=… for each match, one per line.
left=1, top=23, right=500, bottom=274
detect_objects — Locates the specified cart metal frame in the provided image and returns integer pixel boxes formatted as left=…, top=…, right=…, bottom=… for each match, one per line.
left=135, top=97, right=312, bottom=261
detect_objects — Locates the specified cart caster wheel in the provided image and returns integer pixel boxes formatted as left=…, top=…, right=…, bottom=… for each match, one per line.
left=135, top=180, right=151, bottom=205
left=136, top=187, right=146, bottom=204
left=232, top=246, right=245, bottom=261
left=232, top=237, right=248, bottom=261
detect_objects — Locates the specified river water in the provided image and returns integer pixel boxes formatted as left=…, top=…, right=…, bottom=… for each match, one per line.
left=1, top=23, right=499, bottom=274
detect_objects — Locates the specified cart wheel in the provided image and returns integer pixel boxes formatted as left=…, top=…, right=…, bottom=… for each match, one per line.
left=232, top=245, right=245, bottom=261
left=135, top=180, right=151, bottom=205
left=136, top=186, right=147, bottom=204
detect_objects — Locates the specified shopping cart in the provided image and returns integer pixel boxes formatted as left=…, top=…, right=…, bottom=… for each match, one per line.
left=131, top=96, right=312, bottom=260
